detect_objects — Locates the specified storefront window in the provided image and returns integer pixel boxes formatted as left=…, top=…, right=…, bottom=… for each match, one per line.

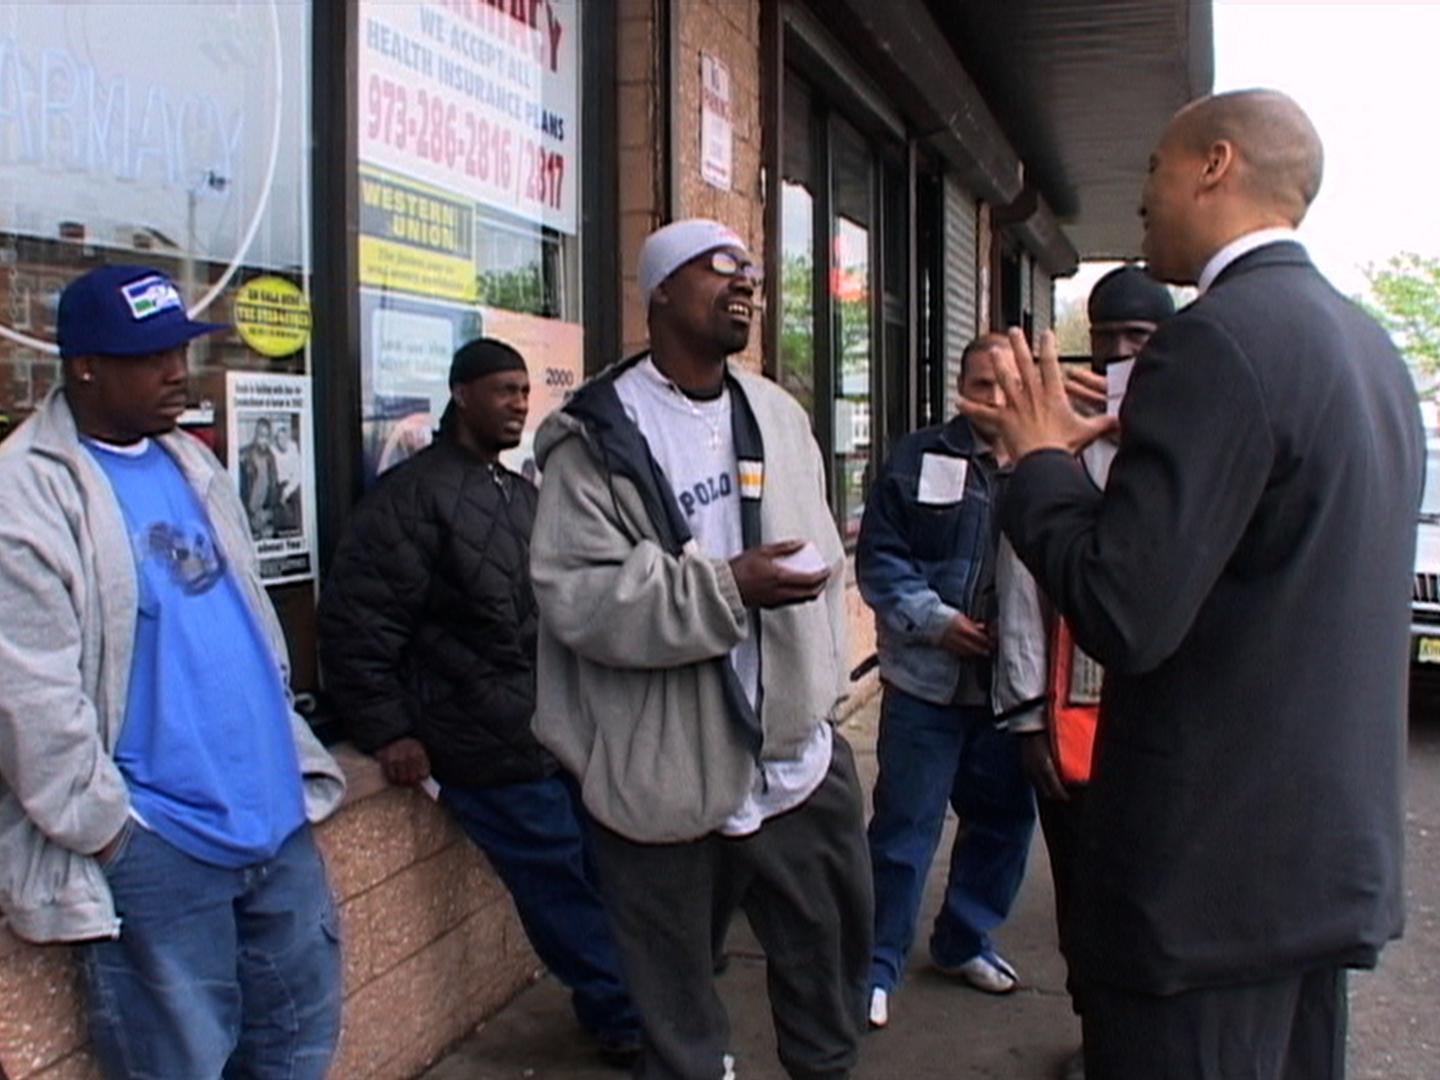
left=780, top=76, right=815, bottom=416
left=356, top=1, right=584, bottom=483
left=0, top=1, right=318, bottom=583
left=779, top=74, right=880, bottom=540
left=832, top=118, right=874, bottom=539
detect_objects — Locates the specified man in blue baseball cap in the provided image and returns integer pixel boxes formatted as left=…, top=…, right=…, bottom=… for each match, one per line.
left=0, top=265, right=347, bottom=1080
left=54, top=264, right=227, bottom=441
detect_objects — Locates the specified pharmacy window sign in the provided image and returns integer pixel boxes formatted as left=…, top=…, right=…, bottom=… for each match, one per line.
left=701, top=52, right=732, bottom=190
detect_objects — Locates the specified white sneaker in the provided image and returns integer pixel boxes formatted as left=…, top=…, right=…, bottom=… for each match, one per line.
left=721, top=1051, right=736, bottom=1080
left=938, top=952, right=1018, bottom=994
left=867, top=986, right=889, bottom=1028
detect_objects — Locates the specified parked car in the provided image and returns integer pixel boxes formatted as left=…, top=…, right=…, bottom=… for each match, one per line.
left=1411, top=433, right=1440, bottom=689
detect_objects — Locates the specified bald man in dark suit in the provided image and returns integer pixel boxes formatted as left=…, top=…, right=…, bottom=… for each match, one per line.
left=966, top=90, right=1422, bottom=1080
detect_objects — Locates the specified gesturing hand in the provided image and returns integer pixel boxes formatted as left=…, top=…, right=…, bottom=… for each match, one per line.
left=959, top=328, right=1119, bottom=461
left=730, top=540, right=831, bottom=609
left=376, top=736, right=432, bottom=787
left=1063, top=366, right=1108, bottom=416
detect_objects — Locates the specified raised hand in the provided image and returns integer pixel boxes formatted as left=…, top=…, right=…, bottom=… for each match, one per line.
left=959, top=328, right=1118, bottom=461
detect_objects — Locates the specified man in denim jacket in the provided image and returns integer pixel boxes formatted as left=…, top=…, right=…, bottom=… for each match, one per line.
left=856, top=333, right=1036, bottom=1028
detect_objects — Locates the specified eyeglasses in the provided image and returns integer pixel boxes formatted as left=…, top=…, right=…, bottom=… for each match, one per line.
left=707, top=250, right=764, bottom=287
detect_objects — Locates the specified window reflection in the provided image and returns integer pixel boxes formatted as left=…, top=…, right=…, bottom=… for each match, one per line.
left=779, top=76, right=815, bottom=416
left=780, top=183, right=815, bottom=414
left=0, top=2, right=313, bottom=446
left=778, top=79, right=879, bottom=539
left=832, top=119, right=873, bottom=539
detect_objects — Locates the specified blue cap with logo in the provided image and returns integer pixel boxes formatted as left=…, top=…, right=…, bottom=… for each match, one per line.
left=57, top=264, right=227, bottom=359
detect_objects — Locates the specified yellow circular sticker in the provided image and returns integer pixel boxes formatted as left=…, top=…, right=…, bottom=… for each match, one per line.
left=234, top=276, right=312, bottom=358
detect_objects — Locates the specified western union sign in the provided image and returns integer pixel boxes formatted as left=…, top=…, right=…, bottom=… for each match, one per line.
left=359, top=166, right=477, bottom=302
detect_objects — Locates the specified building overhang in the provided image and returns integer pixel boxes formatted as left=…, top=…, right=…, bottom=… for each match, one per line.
left=811, top=0, right=1213, bottom=266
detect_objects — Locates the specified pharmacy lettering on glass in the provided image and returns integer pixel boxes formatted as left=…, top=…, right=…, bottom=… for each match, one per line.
left=0, top=3, right=309, bottom=329
left=0, top=1, right=313, bottom=429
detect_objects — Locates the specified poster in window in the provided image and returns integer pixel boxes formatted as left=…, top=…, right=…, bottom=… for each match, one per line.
left=225, top=372, right=316, bottom=584
left=357, top=0, right=579, bottom=235
left=357, top=293, right=582, bottom=484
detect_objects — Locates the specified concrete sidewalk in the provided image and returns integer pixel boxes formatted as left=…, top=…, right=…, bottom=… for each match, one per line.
left=420, top=692, right=1084, bottom=1080
left=417, top=694, right=1439, bottom=1080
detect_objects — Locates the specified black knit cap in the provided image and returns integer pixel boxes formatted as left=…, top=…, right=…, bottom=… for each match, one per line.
left=1088, top=264, right=1175, bottom=326
left=449, top=337, right=527, bottom=385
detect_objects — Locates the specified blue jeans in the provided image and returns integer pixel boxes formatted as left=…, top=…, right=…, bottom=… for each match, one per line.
left=440, top=774, right=640, bottom=1041
left=80, top=822, right=342, bottom=1080
left=867, top=686, right=1036, bottom=991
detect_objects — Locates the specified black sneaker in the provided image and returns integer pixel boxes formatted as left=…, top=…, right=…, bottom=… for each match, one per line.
left=594, top=1030, right=643, bottom=1070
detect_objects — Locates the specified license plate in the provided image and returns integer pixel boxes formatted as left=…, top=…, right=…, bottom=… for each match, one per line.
left=1417, top=636, right=1440, bottom=664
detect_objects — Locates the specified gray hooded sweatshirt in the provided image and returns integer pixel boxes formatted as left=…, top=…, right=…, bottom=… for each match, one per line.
left=0, top=388, right=344, bottom=943
left=529, top=359, right=848, bottom=843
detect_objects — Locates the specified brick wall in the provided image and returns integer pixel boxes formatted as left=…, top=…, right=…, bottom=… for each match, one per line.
left=617, top=0, right=765, bottom=371
left=319, top=750, right=539, bottom=1080
left=617, top=0, right=664, bottom=355
left=0, top=748, right=538, bottom=1080
left=672, top=0, right=764, bottom=266
left=673, top=0, right=764, bottom=377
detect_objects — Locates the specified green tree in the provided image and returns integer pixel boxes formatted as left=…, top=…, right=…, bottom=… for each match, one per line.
left=778, top=249, right=815, bottom=413
left=1051, top=295, right=1089, bottom=357
left=475, top=263, right=553, bottom=317
left=1362, top=252, right=1440, bottom=397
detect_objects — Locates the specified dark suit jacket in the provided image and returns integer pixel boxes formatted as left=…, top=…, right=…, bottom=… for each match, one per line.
left=1002, top=242, right=1423, bottom=994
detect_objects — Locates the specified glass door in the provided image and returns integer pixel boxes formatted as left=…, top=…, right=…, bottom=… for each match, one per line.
left=830, top=117, right=874, bottom=540
left=779, top=70, right=906, bottom=541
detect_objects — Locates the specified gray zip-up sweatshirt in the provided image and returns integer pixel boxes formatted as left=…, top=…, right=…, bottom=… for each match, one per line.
left=529, top=360, right=848, bottom=843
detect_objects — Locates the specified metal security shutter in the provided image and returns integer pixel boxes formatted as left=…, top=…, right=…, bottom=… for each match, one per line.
left=942, top=176, right=978, bottom=408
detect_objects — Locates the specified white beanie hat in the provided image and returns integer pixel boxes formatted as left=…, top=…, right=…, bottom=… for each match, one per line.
left=638, top=218, right=748, bottom=307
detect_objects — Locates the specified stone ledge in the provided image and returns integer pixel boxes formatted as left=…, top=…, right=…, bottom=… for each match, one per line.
left=0, top=743, right=532, bottom=1080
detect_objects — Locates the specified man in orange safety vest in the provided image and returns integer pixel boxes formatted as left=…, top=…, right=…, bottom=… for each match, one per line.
left=992, top=264, right=1174, bottom=1080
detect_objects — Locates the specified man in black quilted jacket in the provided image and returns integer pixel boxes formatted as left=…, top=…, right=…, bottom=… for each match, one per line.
left=318, top=338, right=641, bottom=1066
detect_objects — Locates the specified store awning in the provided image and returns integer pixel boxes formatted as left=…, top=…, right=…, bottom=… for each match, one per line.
left=924, top=0, right=1214, bottom=261
left=816, top=0, right=1213, bottom=265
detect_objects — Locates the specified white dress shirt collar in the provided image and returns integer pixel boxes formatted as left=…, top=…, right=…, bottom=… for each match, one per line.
left=1197, top=227, right=1301, bottom=294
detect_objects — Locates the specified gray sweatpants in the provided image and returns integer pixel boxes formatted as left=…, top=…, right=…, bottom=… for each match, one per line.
left=590, top=734, right=874, bottom=1080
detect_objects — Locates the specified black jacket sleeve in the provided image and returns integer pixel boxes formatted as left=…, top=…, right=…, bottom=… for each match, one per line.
left=316, top=472, right=441, bottom=753
left=1001, top=313, right=1275, bottom=675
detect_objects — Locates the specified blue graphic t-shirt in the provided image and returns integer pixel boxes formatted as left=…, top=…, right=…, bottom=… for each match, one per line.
left=86, top=438, right=305, bottom=868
